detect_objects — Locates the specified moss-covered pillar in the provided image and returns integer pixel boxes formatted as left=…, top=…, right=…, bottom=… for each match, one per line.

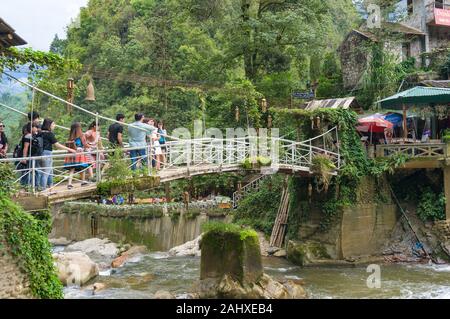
left=444, top=166, right=450, bottom=221
left=200, top=225, right=263, bottom=284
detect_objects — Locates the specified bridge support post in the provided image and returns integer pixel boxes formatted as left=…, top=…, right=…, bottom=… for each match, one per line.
left=444, top=166, right=450, bottom=221
left=95, top=113, right=101, bottom=183
left=165, top=182, right=171, bottom=203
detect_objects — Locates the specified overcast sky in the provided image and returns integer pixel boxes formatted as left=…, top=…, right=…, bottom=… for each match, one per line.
left=2, top=0, right=88, bottom=51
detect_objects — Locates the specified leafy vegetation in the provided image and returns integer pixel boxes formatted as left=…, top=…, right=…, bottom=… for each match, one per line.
left=417, top=188, right=446, bottom=222
left=0, top=162, right=62, bottom=299
left=234, top=175, right=283, bottom=234
left=241, top=156, right=272, bottom=169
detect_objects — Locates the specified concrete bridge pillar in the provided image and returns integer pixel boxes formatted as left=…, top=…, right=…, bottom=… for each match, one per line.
left=444, top=166, right=450, bottom=221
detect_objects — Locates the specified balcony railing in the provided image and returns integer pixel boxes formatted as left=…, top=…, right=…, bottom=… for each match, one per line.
left=376, top=143, right=446, bottom=158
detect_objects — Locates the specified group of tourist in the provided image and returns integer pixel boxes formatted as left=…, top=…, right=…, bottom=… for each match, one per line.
left=0, top=112, right=168, bottom=193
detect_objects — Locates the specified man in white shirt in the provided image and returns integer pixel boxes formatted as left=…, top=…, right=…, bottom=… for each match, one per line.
left=128, top=113, right=156, bottom=170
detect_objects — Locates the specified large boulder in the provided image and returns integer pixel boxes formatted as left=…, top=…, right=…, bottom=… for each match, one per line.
left=49, top=237, right=73, bottom=246
left=196, top=273, right=306, bottom=299
left=287, top=240, right=331, bottom=266
left=200, top=226, right=263, bottom=284
left=66, top=238, right=119, bottom=260
left=53, top=252, right=99, bottom=286
left=196, top=223, right=306, bottom=299
left=168, top=235, right=202, bottom=257
left=111, top=246, right=147, bottom=268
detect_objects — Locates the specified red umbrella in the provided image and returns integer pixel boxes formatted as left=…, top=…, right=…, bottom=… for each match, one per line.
left=357, top=117, right=394, bottom=133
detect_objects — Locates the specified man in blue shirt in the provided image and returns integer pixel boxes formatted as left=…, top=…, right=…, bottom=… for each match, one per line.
left=128, top=113, right=156, bottom=170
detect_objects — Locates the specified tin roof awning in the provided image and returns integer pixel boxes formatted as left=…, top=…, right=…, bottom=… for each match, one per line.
left=305, top=97, right=358, bottom=111
left=378, top=86, right=450, bottom=109
left=0, top=18, right=27, bottom=49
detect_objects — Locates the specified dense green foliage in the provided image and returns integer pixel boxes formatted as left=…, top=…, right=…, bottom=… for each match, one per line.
left=417, top=188, right=446, bottom=222
left=202, top=221, right=258, bottom=242
left=0, top=163, right=62, bottom=299
left=24, top=0, right=360, bottom=137
left=234, top=175, right=284, bottom=234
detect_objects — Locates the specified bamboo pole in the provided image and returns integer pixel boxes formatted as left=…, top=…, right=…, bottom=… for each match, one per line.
left=403, top=104, right=407, bottom=142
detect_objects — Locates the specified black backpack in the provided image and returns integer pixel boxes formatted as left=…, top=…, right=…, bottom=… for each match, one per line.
left=13, top=144, right=23, bottom=159
left=31, top=134, right=44, bottom=157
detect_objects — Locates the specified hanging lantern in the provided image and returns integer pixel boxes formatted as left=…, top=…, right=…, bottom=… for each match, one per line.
left=85, top=78, right=96, bottom=101
left=235, top=106, right=240, bottom=122
left=261, top=98, right=267, bottom=113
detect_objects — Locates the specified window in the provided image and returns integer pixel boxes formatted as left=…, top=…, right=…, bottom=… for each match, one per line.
left=402, top=42, right=411, bottom=61
left=435, top=0, right=444, bottom=9
left=407, top=0, right=413, bottom=14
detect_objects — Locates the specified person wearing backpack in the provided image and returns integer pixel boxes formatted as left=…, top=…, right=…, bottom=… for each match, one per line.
left=157, top=121, right=167, bottom=168
left=19, top=122, right=42, bottom=188
left=40, top=119, right=77, bottom=192
left=0, top=121, right=8, bottom=158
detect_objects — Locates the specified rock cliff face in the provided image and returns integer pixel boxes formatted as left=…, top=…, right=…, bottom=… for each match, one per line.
left=0, top=245, right=32, bottom=299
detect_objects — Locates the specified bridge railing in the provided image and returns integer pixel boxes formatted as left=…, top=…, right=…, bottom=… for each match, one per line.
left=0, top=131, right=341, bottom=196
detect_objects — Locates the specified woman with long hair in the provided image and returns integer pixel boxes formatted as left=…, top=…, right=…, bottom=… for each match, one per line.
left=84, top=121, right=103, bottom=181
left=40, top=119, right=76, bottom=192
left=64, top=122, right=89, bottom=189
left=0, top=121, right=8, bottom=158
left=157, top=121, right=166, bottom=168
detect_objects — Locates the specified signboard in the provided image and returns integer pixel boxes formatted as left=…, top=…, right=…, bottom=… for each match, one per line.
left=435, top=8, right=450, bottom=27
left=292, top=91, right=315, bottom=99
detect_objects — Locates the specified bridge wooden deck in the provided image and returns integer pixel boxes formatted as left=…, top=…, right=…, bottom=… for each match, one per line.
left=12, top=163, right=323, bottom=211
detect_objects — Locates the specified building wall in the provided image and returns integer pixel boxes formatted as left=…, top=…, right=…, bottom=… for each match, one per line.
left=0, top=245, right=32, bottom=299
left=429, top=25, right=450, bottom=51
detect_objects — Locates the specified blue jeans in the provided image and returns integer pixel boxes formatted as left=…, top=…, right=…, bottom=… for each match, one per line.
left=20, top=160, right=41, bottom=188
left=130, top=149, right=147, bottom=171
left=40, top=150, right=53, bottom=190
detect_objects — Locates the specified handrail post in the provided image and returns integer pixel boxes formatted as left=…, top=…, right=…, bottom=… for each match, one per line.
left=186, top=140, right=191, bottom=175
left=309, top=140, right=312, bottom=164
left=95, top=113, right=101, bottom=183
left=147, top=138, right=152, bottom=176
left=31, top=159, right=36, bottom=194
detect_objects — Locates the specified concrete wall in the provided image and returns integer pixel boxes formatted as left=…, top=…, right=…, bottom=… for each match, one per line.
left=0, top=245, right=32, bottom=299
left=294, top=175, right=398, bottom=260
left=51, top=208, right=230, bottom=251
left=340, top=204, right=398, bottom=258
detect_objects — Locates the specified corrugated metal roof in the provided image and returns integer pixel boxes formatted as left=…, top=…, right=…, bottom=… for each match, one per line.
left=305, top=97, right=357, bottom=111
left=0, top=17, right=27, bottom=48
left=379, top=86, right=450, bottom=108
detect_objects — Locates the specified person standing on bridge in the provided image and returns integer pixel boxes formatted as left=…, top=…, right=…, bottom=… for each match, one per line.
left=107, top=114, right=125, bottom=147
left=85, top=121, right=104, bottom=182
left=157, top=121, right=167, bottom=168
left=64, top=122, right=90, bottom=189
left=128, top=114, right=156, bottom=171
left=40, top=119, right=76, bottom=192
left=22, top=112, right=41, bottom=135
left=0, top=121, right=8, bottom=158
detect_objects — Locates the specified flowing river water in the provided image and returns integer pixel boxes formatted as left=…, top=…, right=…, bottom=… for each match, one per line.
left=61, top=251, right=450, bottom=299
left=52, top=206, right=450, bottom=299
